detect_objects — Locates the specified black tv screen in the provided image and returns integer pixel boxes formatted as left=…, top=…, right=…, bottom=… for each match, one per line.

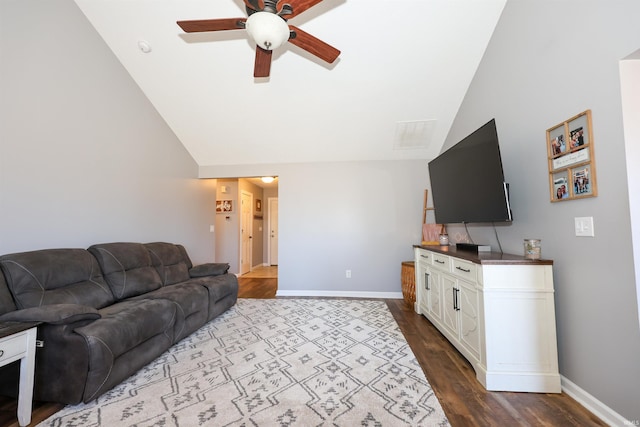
left=428, top=119, right=512, bottom=224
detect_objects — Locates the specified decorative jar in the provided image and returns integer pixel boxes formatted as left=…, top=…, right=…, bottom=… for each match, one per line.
left=524, top=239, right=541, bottom=259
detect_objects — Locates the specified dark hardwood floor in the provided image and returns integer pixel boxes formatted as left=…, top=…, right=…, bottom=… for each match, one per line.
left=238, top=277, right=277, bottom=299
left=386, top=299, right=606, bottom=427
left=0, top=270, right=606, bottom=426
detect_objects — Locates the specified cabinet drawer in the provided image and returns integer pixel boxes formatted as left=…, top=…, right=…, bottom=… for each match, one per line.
left=452, top=258, right=476, bottom=281
left=431, top=253, right=451, bottom=272
left=416, top=249, right=432, bottom=264
left=0, top=333, right=28, bottom=365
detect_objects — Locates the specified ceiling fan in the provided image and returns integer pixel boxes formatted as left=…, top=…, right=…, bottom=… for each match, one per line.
left=177, top=0, right=340, bottom=78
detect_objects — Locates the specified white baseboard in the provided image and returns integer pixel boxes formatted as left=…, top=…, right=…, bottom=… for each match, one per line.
left=276, top=290, right=404, bottom=299
left=561, top=375, right=631, bottom=426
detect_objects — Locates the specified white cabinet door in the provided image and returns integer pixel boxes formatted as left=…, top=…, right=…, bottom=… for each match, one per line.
left=416, top=261, right=429, bottom=315
left=441, top=273, right=458, bottom=338
left=458, top=278, right=481, bottom=361
left=427, top=268, right=443, bottom=326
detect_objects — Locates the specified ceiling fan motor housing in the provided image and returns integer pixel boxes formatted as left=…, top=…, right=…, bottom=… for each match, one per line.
left=245, top=11, right=290, bottom=50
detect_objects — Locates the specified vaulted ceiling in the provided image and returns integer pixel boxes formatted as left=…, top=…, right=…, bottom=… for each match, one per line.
left=74, top=0, right=506, bottom=166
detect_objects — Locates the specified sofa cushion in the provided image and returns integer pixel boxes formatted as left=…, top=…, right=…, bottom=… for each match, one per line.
left=74, top=298, right=176, bottom=401
left=175, top=244, right=193, bottom=269
left=144, top=242, right=191, bottom=286
left=186, top=274, right=238, bottom=321
left=0, top=249, right=114, bottom=309
left=135, top=282, right=209, bottom=342
left=0, top=273, right=17, bottom=315
left=88, top=243, right=162, bottom=300
left=76, top=299, right=175, bottom=364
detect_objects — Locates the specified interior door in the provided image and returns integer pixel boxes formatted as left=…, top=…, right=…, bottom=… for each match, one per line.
left=268, top=197, right=278, bottom=265
left=240, top=191, right=252, bottom=274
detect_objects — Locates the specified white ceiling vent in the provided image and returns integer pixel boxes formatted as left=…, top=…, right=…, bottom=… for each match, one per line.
left=393, top=120, right=437, bottom=150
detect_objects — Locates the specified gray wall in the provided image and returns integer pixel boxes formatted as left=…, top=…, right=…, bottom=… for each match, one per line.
left=201, top=160, right=428, bottom=295
left=444, top=0, right=640, bottom=421
left=214, top=179, right=239, bottom=271
left=0, top=0, right=216, bottom=263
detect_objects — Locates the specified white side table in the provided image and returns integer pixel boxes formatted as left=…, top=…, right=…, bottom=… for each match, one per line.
left=0, top=323, right=39, bottom=427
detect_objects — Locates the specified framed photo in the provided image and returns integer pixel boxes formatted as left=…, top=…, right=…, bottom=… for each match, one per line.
left=548, top=125, right=566, bottom=156
left=572, top=164, right=593, bottom=196
left=254, top=199, right=263, bottom=219
left=546, top=110, right=597, bottom=202
left=216, top=200, right=233, bottom=213
left=552, top=170, right=570, bottom=201
left=568, top=113, right=589, bottom=150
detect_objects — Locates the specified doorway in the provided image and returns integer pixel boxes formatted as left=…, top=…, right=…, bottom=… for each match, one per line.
left=214, top=177, right=278, bottom=275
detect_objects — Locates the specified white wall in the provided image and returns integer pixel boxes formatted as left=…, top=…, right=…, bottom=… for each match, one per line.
left=201, top=160, right=428, bottom=295
left=620, top=52, right=640, bottom=330
left=443, top=1, right=640, bottom=422
left=0, top=0, right=216, bottom=263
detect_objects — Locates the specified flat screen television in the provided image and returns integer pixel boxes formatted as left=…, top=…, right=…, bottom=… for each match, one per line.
left=428, top=119, right=512, bottom=224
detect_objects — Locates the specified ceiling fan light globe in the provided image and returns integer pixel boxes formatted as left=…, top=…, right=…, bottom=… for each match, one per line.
left=245, top=11, right=290, bottom=51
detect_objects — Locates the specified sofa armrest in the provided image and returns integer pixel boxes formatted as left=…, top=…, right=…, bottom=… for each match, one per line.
left=189, top=263, right=230, bottom=277
left=0, top=304, right=101, bottom=325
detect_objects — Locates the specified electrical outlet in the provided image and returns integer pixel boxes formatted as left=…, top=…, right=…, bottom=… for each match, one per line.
left=575, top=217, right=595, bottom=237
left=345, top=270, right=351, bottom=279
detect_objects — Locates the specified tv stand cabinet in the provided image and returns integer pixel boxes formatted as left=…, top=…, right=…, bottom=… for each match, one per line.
left=414, top=245, right=561, bottom=393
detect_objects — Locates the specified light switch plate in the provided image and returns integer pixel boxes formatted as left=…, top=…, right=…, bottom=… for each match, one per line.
left=575, top=217, right=595, bottom=237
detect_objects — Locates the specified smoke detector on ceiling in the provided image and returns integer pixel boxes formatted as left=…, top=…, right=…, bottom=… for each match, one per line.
left=137, top=40, right=152, bottom=53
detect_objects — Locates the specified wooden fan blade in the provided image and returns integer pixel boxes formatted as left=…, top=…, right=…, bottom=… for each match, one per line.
left=244, top=0, right=264, bottom=12
left=288, top=25, right=340, bottom=63
left=285, top=0, right=324, bottom=18
left=254, top=47, right=273, bottom=77
left=177, top=18, right=246, bottom=33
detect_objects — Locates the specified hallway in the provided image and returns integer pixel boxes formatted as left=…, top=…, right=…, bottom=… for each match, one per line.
left=239, top=265, right=277, bottom=279
left=238, top=266, right=277, bottom=298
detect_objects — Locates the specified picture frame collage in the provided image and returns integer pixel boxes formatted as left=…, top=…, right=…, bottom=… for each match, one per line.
left=546, top=110, right=598, bottom=202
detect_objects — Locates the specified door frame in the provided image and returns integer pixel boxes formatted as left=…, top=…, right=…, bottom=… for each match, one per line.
left=240, top=190, right=253, bottom=274
left=267, top=196, right=278, bottom=266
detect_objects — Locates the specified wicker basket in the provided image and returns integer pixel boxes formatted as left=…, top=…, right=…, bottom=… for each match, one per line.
left=401, top=261, right=415, bottom=306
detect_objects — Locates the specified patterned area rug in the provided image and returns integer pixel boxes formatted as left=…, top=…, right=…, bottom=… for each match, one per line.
left=39, top=299, right=449, bottom=426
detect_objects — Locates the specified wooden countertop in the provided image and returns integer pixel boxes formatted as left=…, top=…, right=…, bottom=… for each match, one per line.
left=0, top=322, right=40, bottom=340
left=414, top=244, right=553, bottom=266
